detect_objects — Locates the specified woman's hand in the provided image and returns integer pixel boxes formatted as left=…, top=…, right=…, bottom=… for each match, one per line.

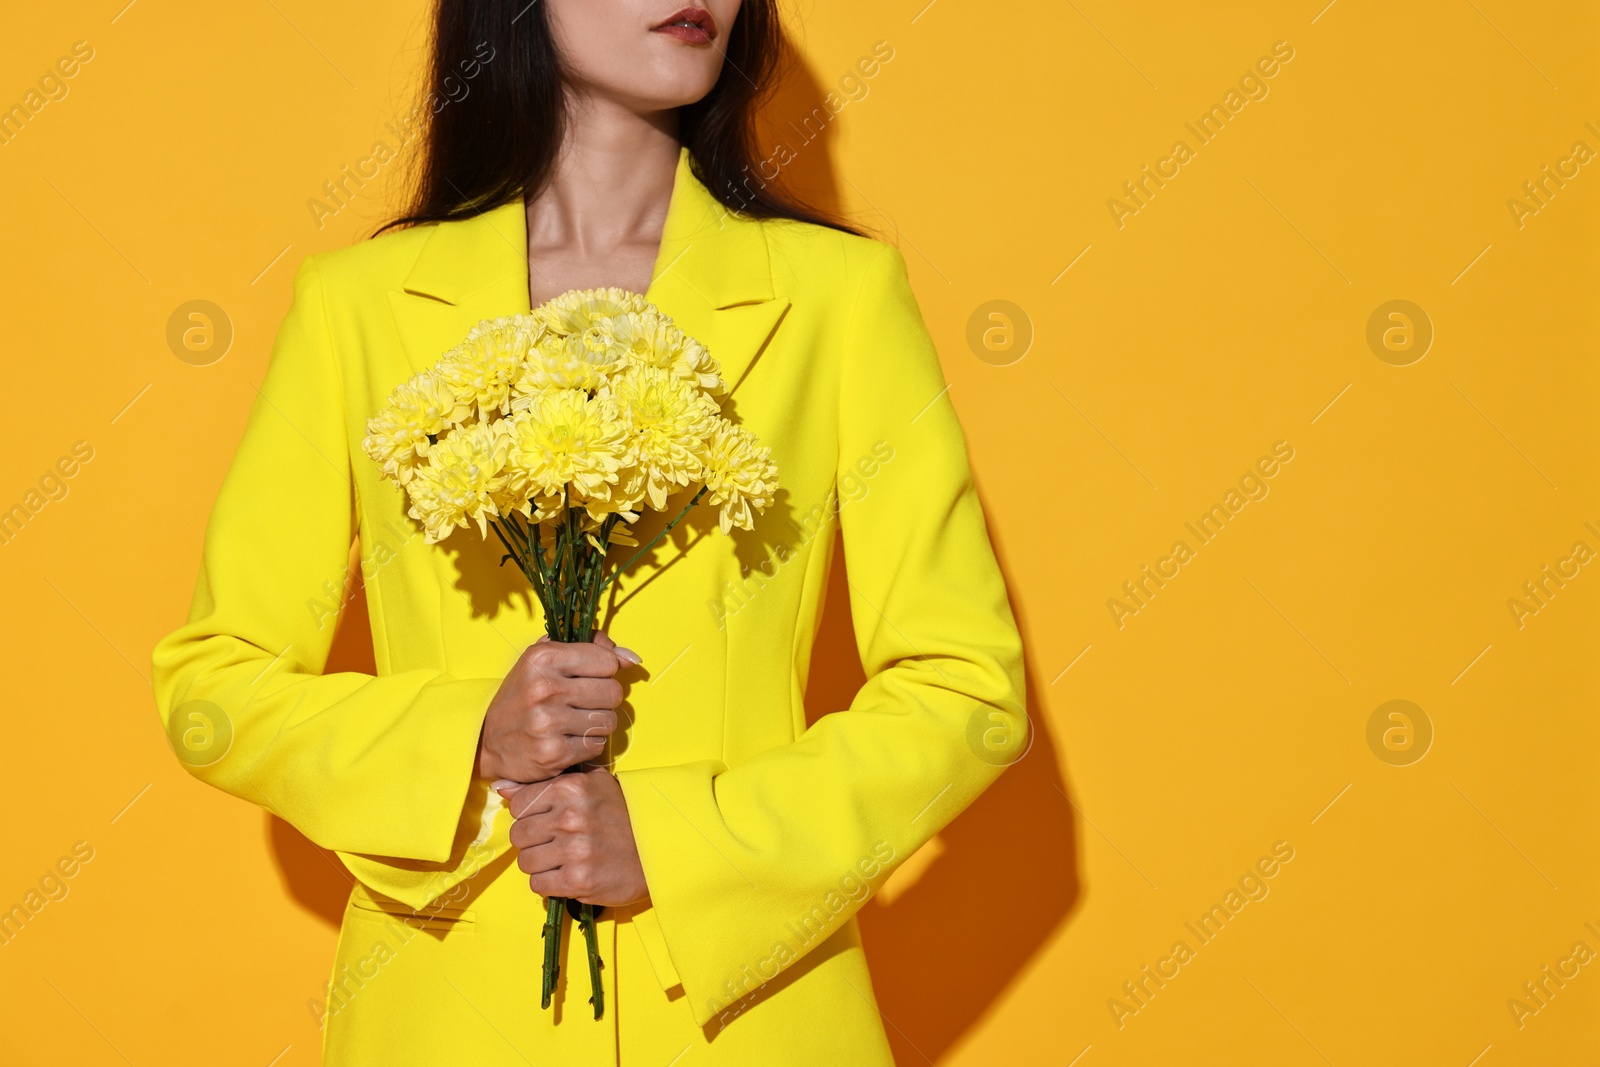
left=499, top=769, right=649, bottom=907
left=475, top=632, right=640, bottom=784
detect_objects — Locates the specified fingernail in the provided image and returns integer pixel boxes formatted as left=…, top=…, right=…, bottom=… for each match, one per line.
left=492, top=779, right=522, bottom=793
left=615, top=646, right=643, bottom=666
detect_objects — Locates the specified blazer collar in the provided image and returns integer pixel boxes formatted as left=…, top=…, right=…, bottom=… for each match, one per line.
left=388, top=147, right=787, bottom=397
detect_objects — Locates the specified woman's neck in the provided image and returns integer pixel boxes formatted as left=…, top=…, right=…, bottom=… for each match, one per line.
left=526, top=92, right=681, bottom=258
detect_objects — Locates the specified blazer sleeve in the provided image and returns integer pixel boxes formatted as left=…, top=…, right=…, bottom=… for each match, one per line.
left=615, top=241, right=1028, bottom=1027
left=150, top=255, right=501, bottom=884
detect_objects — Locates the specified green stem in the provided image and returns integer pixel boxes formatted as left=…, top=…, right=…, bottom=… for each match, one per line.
left=579, top=902, right=604, bottom=1019
left=489, top=517, right=541, bottom=597
left=599, top=486, right=707, bottom=593
left=574, top=514, right=618, bottom=642
left=527, top=488, right=630, bottom=1020
left=541, top=894, right=564, bottom=1010
left=566, top=492, right=585, bottom=643
left=522, top=512, right=555, bottom=596
left=583, top=515, right=619, bottom=636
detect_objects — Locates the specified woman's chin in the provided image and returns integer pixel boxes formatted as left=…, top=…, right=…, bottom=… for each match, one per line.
left=616, top=67, right=726, bottom=111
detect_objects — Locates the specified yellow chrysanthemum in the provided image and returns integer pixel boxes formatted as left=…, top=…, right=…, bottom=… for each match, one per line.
left=622, top=315, right=723, bottom=392
left=493, top=485, right=563, bottom=526
left=607, top=365, right=719, bottom=510
left=506, top=389, right=630, bottom=506
left=575, top=466, right=645, bottom=526
left=362, top=370, right=473, bottom=485
left=437, top=317, right=532, bottom=416
left=512, top=328, right=625, bottom=396
left=368, top=289, right=777, bottom=553
left=404, top=421, right=512, bottom=543
left=539, top=288, right=653, bottom=338
left=701, top=420, right=779, bottom=533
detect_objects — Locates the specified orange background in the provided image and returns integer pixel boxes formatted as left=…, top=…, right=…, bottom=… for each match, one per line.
left=2, top=1, right=1596, bottom=1064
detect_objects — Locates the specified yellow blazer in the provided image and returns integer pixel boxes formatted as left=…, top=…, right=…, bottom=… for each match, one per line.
left=152, top=148, right=1026, bottom=1065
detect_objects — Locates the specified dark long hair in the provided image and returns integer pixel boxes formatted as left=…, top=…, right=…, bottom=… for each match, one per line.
left=381, top=0, right=855, bottom=235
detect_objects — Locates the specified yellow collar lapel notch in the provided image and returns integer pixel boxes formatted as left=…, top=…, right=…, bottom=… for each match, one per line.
left=387, top=199, right=532, bottom=376
left=646, top=147, right=791, bottom=399
left=386, top=147, right=789, bottom=396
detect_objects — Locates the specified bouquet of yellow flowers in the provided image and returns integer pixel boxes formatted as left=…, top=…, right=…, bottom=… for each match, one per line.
left=361, top=288, right=778, bottom=1019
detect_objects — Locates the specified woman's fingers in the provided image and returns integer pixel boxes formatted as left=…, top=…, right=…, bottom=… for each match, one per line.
left=591, top=630, right=643, bottom=667
left=480, top=635, right=639, bottom=782
left=529, top=631, right=641, bottom=672
left=509, top=798, right=558, bottom=841
left=540, top=706, right=616, bottom=746
left=566, top=706, right=618, bottom=733
left=515, top=837, right=563, bottom=875
left=570, top=716, right=615, bottom=755
left=540, top=641, right=621, bottom=678
left=561, top=708, right=618, bottom=762
left=506, top=780, right=561, bottom=820
left=509, top=768, right=643, bottom=906
left=565, top=677, right=623, bottom=712
left=565, top=733, right=607, bottom=764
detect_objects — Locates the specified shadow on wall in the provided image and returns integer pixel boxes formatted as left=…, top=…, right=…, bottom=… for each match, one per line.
left=768, top=47, right=1082, bottom=1058
left=753, top=33, right=850, bottom=229
left=808, top=526, right=1081, bottom=1064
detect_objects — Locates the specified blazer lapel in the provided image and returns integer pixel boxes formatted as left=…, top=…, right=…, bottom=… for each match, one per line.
left=384, top=147, right=789, bottom=398
left=643, top=148, right=791, bottom=399
left=386, top=200, right=531, bottom=376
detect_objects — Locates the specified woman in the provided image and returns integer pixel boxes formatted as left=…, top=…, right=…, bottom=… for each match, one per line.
left=152, top=0, right=1025, bottom=1062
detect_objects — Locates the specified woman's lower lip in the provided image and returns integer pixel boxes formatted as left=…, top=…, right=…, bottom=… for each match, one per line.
left=652, top=24, right=714, bottom=44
